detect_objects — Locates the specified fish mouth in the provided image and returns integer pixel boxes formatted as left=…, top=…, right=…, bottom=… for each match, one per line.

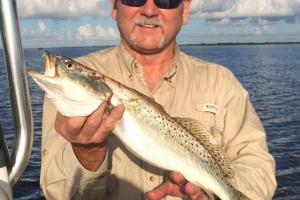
left=27, top=50, right=61, bottom=86
left=43, top=50, right=58, bottom=78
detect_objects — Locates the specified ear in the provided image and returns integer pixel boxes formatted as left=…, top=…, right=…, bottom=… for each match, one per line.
left=111, top=0, right=117, bottom=20
left=182, top=0, right=192, bottom=25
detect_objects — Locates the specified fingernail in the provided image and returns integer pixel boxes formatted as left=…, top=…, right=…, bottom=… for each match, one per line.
left=117, top=104, right=125, bottom=112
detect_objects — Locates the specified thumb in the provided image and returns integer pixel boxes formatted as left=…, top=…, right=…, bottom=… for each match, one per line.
left=146, top=181, right=173, bottom=200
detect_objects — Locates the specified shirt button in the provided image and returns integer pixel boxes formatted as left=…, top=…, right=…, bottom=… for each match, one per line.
left=42, top=149, right=47, bottom=155
left=149, top=176, right=156, bottom=182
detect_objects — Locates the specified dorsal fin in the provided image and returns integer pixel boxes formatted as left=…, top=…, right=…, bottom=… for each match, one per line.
left=104, top=75, right=168, bottom=114
left=137, top=91, right=167, bottom=112
left=173, top=117, right=234, bottom=178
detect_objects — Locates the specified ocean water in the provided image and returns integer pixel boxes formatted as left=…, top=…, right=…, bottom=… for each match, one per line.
left=0, top=44, right=299, bottom=199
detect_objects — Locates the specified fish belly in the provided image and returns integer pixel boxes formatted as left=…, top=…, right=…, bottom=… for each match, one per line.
left=113, top=111, right=233, bottom=200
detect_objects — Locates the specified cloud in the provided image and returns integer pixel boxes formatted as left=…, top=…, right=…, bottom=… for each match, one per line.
left=191, top=0, right=300, bottom=19
left=17, top=0, right=300, bottom=47
left=17, top=0, right=300, bottom=21
left=21, top=21, right=120, bottom=48
left=37, top=20, right=47, bottom=33
left=74, top=24, right=119, bottom=40
left=76, top=24, right=94, bottom=40
left=206, top=23, right=273, bottom=37
left=95, top=25, right=119, bottom=39
left=17, top=0, right=108, bottom=19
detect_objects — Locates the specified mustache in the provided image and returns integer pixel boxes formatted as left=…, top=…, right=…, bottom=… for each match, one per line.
left=135, top=17, right=163, bottom=27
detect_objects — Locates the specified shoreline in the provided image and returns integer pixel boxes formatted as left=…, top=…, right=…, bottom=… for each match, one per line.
left=1, top=41, right=300, bottom=50
left=180, top=41, right=300, bottom=46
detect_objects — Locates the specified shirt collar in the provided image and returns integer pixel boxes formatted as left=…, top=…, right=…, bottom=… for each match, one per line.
left=118, top=43, right=181, bottom=86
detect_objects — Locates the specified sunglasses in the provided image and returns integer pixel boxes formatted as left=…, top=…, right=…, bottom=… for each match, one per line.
left=120, top=0, right=183, bottom=9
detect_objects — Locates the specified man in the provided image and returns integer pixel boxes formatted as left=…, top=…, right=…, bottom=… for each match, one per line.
left=40, top=0, right=277, bottom=199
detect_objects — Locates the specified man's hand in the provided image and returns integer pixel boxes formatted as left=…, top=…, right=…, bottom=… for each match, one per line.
left=146, top=171, right=210, bottom=200
left=55, top=101, right=125, bottom=171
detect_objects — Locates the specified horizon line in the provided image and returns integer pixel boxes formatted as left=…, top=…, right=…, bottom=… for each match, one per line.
left=1, top=41, right=300, bottom=50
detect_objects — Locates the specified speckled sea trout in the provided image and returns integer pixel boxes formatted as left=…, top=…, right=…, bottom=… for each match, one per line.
left=28, top=51, right=250, bottom=200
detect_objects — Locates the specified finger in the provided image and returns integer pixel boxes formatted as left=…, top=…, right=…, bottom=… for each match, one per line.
left=55, top=112, right=86, bottom=136
left=146, top=181, right=173, bottom=200
left=147, top=181, right=187, bottom=200
left=92, top=104, right=125, bottom=143
left=81, top=102, right=107, bottom=135
left=170, top=171, right=187, bottom=185
left=185, top=182, right=201, bottom=195
left=184, top=183, right=209, bottom=200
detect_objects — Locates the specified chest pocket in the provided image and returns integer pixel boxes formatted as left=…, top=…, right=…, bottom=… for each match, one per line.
left=190, top=103, right=227, bottom=146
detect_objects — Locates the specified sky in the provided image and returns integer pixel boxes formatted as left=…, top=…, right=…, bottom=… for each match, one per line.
left=11, top=0, right=300, bottom=48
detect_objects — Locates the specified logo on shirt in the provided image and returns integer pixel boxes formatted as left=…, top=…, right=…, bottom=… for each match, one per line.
left=203, top=104, right=218, bottom=114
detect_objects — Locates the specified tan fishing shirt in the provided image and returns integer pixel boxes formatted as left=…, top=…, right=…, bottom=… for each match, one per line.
left=40, top=45, right=276, bottom=200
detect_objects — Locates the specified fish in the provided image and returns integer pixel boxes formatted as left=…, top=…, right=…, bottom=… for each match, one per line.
left=28, top=51, right=250, bottom=200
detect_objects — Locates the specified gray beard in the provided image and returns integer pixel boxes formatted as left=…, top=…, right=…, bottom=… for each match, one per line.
left=129, top=32, right=166, bottom=50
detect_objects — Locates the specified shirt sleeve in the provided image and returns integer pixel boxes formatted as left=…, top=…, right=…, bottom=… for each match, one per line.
left=0, top=167, right=12, bottom=200
left=40, top=97, right=109, bottom=200
left=222, top=74, right=277, bottom=200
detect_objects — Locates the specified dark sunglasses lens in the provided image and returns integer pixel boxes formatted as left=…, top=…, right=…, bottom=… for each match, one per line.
left=121, top=0, right=183, bottom=9
left=121, top=0, right=146, bottom=7
left=155, top=0, right=183, bottom=9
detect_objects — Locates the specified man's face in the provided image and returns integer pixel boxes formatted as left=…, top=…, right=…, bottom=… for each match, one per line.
left=111, top=0, right=191, bottom=54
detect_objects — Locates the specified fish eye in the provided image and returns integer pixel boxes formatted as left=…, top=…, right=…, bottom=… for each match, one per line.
left=66, top=63, right=74, bottom=69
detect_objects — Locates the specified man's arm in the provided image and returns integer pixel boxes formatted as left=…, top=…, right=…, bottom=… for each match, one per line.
left=55, top=101, right=125, bottom=171
left=40, top=97, right=124, bottom=199
left=222, top=76, right=277, bottom=200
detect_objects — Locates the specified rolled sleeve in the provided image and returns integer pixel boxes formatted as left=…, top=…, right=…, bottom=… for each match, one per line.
left=63, top=142, right=109, bottom=184
left=40, top=97, right=110, bottom=200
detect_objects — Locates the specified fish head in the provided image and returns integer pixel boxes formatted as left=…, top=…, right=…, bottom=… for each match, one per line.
left=47, top=51, right=99, bottom=81
left=28, top=50, right=112, bottom=116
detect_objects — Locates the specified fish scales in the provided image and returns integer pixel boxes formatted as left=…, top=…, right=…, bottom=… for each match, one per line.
left=104, top=76, right=227, bottom=170
left=104, top=76, right=236, bottom=195
left=28, top=51, right=251, bottom=200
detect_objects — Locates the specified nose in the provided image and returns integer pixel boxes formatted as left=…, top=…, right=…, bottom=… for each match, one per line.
left=140, top=0, right=159, bottom=17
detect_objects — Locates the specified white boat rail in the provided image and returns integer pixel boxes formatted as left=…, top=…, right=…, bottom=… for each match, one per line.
left=0, top=0, right=34, bottom=194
